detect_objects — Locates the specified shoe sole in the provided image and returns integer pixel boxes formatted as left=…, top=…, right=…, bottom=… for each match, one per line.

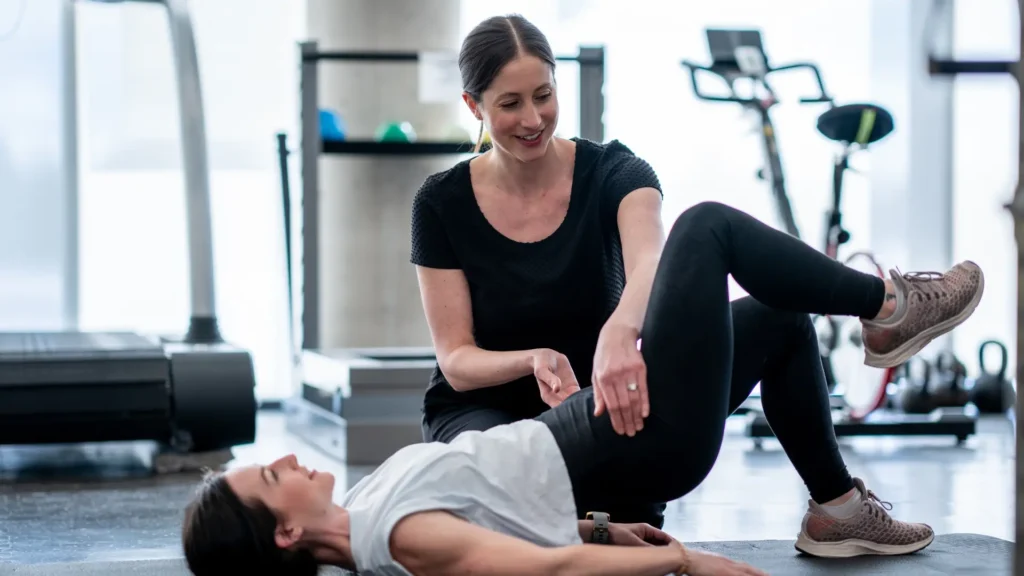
left=794, top=532, right=935, bottom=558
left=864, top=265, right=986, bottom=368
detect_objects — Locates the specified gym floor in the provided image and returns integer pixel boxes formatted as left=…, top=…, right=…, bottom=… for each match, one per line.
left=0, top=410, right=1014, bottom=569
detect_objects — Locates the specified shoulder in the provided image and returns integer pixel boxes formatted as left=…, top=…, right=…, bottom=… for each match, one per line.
left=414, top=159, right=472, bottom=209
left=574, top=138, right=653, bottom=172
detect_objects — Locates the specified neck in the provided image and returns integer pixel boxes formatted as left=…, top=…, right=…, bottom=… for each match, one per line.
left=306, top=505, right=356, bottom=570
left=488, top=137, right=569, bottom=196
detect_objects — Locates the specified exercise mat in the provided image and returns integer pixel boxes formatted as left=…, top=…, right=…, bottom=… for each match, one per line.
left=1, top=534, right=1010, bottom=575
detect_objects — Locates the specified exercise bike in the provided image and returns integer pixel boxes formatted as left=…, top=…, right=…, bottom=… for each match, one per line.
left=682, top=28, right=976, bottom=445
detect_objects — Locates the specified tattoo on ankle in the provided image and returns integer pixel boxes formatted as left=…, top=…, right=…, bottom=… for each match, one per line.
left=885, top=293, right=896, bottom=302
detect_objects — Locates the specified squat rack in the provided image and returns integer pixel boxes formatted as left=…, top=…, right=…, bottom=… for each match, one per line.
left=925, top=0, right=1024, bottom=573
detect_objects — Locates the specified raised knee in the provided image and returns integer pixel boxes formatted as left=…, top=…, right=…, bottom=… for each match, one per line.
left=776, top=309, right=815, bottom=341
left=666, top=201, right=733, bottom=244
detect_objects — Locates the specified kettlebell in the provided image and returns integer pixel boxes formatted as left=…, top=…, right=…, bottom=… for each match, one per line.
left=895, top=355, right=934, bottom=414
left=929, top=350, right=970, bottom=408
left=970, top=339, right=1016, bottom=413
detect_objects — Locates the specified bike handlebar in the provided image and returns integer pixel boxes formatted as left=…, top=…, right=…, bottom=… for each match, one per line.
left=680, top=59, right=834, bottom=106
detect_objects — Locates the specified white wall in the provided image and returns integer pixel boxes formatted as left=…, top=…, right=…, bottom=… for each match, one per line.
left=948, top=0, right=1019, bottom=379
left=75, top=0, right=306, bottom=399
left=0, top=0, right=77, bottom=330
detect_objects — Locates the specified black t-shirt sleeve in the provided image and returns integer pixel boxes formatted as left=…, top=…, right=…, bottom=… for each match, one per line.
left=410, top=184, right=461, bottom=269
left=603, top=143, right=663, bottom=223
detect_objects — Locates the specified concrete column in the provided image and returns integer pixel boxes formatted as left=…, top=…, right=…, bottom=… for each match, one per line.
left=307, top=0, right=464, bottom=349
left=869, top=0, right=954, bottom=352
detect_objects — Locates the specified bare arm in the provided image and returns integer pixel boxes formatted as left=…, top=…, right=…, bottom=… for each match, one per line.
left=415, top=266, right=539, bottom=391
left=390, top=511, right=687, bottom=576
left=603, top=187, right=666, bottom=336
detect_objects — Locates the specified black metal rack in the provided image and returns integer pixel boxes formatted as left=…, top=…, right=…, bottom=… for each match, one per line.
left=296, top=40, right=606, bottom=349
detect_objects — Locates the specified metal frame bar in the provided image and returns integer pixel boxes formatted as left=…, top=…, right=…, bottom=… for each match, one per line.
left=1015, top=5, right=1024, bottom=573
left=63, top=0, right=80, bottom=330
left=297, top=42, right=606, bottom=350
left=161, top=0, right=220, bottom=342
left=300, top=41, right=321, bottom=351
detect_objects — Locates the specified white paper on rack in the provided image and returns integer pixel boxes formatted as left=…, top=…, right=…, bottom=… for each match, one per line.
left=418, top=51, right=462, bottom=103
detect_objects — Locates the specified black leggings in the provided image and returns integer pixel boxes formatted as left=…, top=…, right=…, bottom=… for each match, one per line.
left=536, top=201, right=884, bottom=521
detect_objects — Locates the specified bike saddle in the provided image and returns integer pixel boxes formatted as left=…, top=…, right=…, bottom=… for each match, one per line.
left=816, top=103, right=894, bottom=145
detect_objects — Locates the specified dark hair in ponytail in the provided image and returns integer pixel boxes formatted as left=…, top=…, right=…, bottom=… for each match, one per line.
left=181, top=471, right=319, bottom=576
left=459, top=13, right=556, bottom=102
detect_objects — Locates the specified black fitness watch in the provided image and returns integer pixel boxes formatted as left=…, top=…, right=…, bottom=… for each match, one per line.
left=586, top=511, right=611, bottom=544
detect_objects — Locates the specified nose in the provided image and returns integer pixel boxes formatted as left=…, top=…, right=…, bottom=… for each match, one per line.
left=269, top=454, right=299, bottom=471
left=521, top=103, right=542, bottom=129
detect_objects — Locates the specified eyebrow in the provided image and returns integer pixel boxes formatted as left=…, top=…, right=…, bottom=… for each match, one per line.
left=498, top=83, right=553, bottom=99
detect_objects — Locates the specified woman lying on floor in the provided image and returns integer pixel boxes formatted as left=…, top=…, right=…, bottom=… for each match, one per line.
left=180, top=14, right=985, bottom=576
left=180, top=206, right=984, bottom=576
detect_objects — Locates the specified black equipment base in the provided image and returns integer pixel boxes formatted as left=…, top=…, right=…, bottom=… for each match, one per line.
left=746, top=407, right=977, bottom=447
left=0, top=331, right=257, bottom=453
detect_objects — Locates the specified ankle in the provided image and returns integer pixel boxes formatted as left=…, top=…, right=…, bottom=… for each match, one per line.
left=820, top=488, right=856, bottom=507
left=872, top=280, right=898, bottom=321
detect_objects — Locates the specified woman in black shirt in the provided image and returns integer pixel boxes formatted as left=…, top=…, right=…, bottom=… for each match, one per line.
left=409, top=12, right=984, bottom=547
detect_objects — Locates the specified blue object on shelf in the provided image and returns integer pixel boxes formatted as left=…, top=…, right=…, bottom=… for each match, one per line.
left=319, top=109, right=346, bottom=141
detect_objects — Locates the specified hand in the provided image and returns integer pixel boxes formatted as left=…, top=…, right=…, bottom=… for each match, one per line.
left=607, top=522, right=674, bottom=547
left=592, top=322, right=648, bottom=436
left=531, top=349, right=581, bottom=408
left=674, top=543, right=768, bottom=576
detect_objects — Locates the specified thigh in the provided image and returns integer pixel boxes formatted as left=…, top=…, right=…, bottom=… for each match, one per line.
left=423, top=404, right=520, bottom=443
left=537, top=388, right=686, bottom=512
left=726, top=296, right=809, bottom=412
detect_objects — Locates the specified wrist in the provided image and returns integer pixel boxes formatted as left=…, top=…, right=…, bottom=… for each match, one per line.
left=577, top=520, right=594, bottom=542
left=673, top=543, right=691, bottom=575
left=527, top=348, right=552, bottom=370
left=602, top=316, right=640, bottom=338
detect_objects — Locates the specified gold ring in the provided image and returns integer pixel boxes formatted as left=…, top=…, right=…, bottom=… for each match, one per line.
left=627, top=383, right=638, bottom=392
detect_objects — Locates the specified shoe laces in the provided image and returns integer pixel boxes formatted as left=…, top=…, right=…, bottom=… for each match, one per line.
left=862, top=488, right=895, bottom=522
left=894, top=268, right=948, bottom=301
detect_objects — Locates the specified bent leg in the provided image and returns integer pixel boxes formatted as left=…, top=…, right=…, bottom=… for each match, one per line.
left=727, top=297, right=854, bottom=504
left=540, top=202, right=886, bottom=504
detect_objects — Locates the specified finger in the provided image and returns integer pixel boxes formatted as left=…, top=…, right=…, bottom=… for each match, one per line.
left=627, top=373, right=644, bottom=434
left=536, top=367, right=561, bottom=392
left=600, top=381, right=624, bottom=434
left=593, top=380, right=606, bottom=417
left=607, top=382, right=631, bottom=436
left=647, top=527, right=673, bottom=545
left=637, top=364, right=650, bottom=419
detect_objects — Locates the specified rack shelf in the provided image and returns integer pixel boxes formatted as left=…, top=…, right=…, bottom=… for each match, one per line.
left=321, top=139, right=485, bottom=155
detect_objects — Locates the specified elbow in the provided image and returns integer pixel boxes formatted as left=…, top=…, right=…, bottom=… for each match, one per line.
left=437, top=346, right=468, bottom=391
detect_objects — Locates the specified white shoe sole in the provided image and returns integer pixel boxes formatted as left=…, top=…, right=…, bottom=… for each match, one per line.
left=795, top=532, right=935, bottom=558
left=864, top=265, right=985, bottom=369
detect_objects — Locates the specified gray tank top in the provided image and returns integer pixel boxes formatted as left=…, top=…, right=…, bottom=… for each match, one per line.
left=340, top=420, right=581, bottom=575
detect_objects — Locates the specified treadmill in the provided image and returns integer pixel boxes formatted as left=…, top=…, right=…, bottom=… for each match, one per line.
left=0, top=0, right=257, bottom=454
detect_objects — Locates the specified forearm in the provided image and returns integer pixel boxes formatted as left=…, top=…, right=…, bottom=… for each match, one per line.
left=549, top=543, right=686, bottom=576
left=440, top=345, right=537, bottom=391
left=606, top=256, right=660, bottom=334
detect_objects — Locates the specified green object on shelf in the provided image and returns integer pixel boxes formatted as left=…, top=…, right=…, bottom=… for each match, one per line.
left=374, top=121, right=417, bottom=143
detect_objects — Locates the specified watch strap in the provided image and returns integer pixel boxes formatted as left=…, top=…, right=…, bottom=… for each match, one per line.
left=586, top=511, right=611, bottom=544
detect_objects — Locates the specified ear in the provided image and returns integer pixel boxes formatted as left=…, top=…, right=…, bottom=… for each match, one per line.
left=462, top=92, right=482, bottom=121
left=274, top=522, right=303, bottom=549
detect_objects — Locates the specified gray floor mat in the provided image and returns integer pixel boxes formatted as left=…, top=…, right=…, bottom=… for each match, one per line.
left=2, top=534, right=1011, bottom=575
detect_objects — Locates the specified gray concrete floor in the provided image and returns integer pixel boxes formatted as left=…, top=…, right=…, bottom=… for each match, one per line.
left=0, top=409, right=1015, bottom=569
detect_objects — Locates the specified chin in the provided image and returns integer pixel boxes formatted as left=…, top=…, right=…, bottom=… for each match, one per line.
left=504, top=130, right=553, bottom=163
left=318, top=471, right=336, bottom=495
